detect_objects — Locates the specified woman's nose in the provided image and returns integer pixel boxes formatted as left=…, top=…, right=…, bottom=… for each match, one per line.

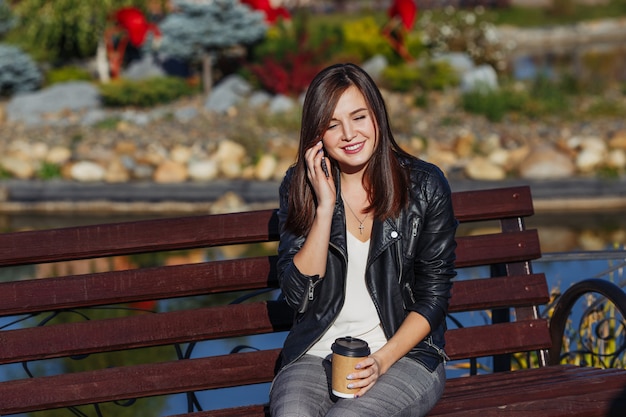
left=342, top=123, right=356, bottom=141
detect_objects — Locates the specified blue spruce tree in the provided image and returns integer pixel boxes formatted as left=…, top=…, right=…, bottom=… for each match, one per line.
left=158, top=0, right=267, bottom=95
left=0, top=0, right=42, bottom=96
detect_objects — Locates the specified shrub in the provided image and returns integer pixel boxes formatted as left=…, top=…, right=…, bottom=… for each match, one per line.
left=247, top=14, right=329, bottom=97
left=340, top=17, right=394, bottom=63
left=0, top=0, right=15, bottom=37
left=36, top=162, right=62, bottom=180
left=98, top=76, right=194, bottom=107
left=381, top=64, right=422, bottom=92
left=380, top=60, right=457, bottom=93
left=46, top=66, right=93, bottom=85
left=0, top=44, right=42, bottom=96
left=10, top=0, right=149, bottom=62
left=462, top=88, right=510, bottom=122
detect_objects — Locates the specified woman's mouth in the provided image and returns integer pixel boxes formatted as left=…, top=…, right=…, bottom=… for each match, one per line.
left=343, top=141, right=364, bottom=154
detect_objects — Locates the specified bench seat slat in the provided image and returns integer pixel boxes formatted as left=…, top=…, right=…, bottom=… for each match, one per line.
left=0, top=349, right=281, bottom=415
left=445, top=320, right=551, bottom=360
left=430, top=366, right=626, bottom=416
left=0, top=301, right=292, bottom=364
left=455, top=230, right=541, bottom=268
left=0, top=256, right=278, bottom=316
left=167, top=366, right=626, bottom=417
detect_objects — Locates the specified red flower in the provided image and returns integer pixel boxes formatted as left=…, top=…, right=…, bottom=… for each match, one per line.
left=388, top=0, right=418, bottom=31
left=114, top=7, right=161, bottom=47
left=240, top=0, right=290, bottom=24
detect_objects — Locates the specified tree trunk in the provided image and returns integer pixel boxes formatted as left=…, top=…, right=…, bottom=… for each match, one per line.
left=202, top=53, right=214, bottom=97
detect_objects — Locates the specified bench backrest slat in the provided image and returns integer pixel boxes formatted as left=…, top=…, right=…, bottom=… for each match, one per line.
left=0, top=301, right=292, bottom=365
left=0, top=210, right=280, bottom=267
left=0, top=256, right=278, bottom=316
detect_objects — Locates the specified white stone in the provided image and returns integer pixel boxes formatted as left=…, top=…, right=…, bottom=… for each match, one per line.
left=70, top=161, right=106, bottom=182
left=464, top=156, right=507, bottom=180
left=188, top=159, right=219, bottom=181
left=255, top=154, right=277, bottom=181
left=576, top=146, right=606, bottom=173
left=519, top=145, right=575, bottom=179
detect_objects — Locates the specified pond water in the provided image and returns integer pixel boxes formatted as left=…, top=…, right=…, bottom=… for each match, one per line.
left=1, top=210, right=625, bottom=416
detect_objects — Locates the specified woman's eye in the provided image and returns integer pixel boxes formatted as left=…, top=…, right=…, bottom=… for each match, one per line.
left=328, top=123, right=338, bottom=130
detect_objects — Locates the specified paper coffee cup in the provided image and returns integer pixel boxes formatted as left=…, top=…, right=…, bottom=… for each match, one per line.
left=331, top=336, right=370, bottom=398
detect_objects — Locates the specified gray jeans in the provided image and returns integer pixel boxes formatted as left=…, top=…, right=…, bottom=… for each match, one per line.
left=269, top=354, right=445, bottom=417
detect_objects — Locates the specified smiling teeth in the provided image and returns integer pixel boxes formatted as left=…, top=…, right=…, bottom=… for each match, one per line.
left=345, top=143, right=361, bottom=151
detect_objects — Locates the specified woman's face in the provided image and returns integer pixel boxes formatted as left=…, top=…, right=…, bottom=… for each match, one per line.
left=322, top=86, right=377, bottom=175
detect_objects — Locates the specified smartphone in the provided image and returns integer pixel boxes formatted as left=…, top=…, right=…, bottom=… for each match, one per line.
left=320, top=150, right=330, bottom=178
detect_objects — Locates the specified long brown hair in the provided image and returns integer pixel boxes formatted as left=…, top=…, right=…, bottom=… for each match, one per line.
left=285, top=63, right=413, bottom=236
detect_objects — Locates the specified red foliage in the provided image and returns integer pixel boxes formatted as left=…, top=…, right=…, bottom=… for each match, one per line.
left=249, top=51, right=322, bottom=96
left=248, top=30, right=330, bottom=97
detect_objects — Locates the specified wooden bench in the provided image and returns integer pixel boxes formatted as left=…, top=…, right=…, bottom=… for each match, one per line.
left=1, top=185, right=625, bottom=416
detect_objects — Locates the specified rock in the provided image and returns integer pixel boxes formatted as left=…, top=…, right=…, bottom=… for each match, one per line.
left=0, top=157, right=34, bottom=179
left=114, top=141, right=137, bottom=156
left=188, top=159, right=219, bottom=181
left=131, top=164, right=154, bottom=180
left=433, top=52, right=475, bottom=75
left=255, top=154, right=277, bottom=180
left=609, top=130, right=626, bottom=150
left=210, top=191, right=247, bottom=214
left=105, top=158, right=131, bottom=183
left=174, top=106, right=198, bottom=123
left=46, top=146, right=72, bottom=164
left=215, top=140, right=247, bottom=165
left=460, top=64, right=499, bottom=93
left=519, top=145, right=576, bottom=179
left=170, top=145, right=192, bottom=164
left=453, top=129, right=476, bottom=158
left=361, top=55, right=388, bottom=81
left=464, top=156, right=507, bottom=180
left=607, top=149, right=626, bottom=170
left=269, top=94, right=296, bottom=114
left=204, top=74, right=252, bottom=113
left=574, top=136, right=607, bottom=173
left=70, top=161, right=106, bottom=182
left=6, top=81, right=101, bottom=125
left=153, top=160, right=188, bottom=183
left=122, top=54, right=165, bottom=80
left=248, top=91, right=272, bottom=108
left=81, top=109, right=109, bottom=126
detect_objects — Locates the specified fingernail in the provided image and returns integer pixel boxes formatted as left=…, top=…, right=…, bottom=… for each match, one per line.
left=346, top=374, right=353, bottom=380
left=347, top=383, right=354, bottom=389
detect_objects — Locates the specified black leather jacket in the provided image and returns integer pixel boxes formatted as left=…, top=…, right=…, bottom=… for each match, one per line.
left=276, top=156, right=457, bottom=373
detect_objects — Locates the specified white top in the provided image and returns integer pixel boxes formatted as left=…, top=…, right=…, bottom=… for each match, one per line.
left=307, top=231, right=388, bottom=358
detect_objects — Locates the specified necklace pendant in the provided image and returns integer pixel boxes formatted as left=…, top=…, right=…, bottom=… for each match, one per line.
left=359, top=222, right=364, bottom=234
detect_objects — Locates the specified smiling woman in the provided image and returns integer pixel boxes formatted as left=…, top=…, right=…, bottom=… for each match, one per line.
left=271, top=63, right=458, bottom=417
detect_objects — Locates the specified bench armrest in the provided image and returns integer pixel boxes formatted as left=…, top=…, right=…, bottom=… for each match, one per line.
left=548, top=278, right=626, bottom=366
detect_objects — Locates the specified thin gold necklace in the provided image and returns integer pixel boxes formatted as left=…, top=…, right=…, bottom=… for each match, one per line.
left=341, top=193, right=369, bottom=235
